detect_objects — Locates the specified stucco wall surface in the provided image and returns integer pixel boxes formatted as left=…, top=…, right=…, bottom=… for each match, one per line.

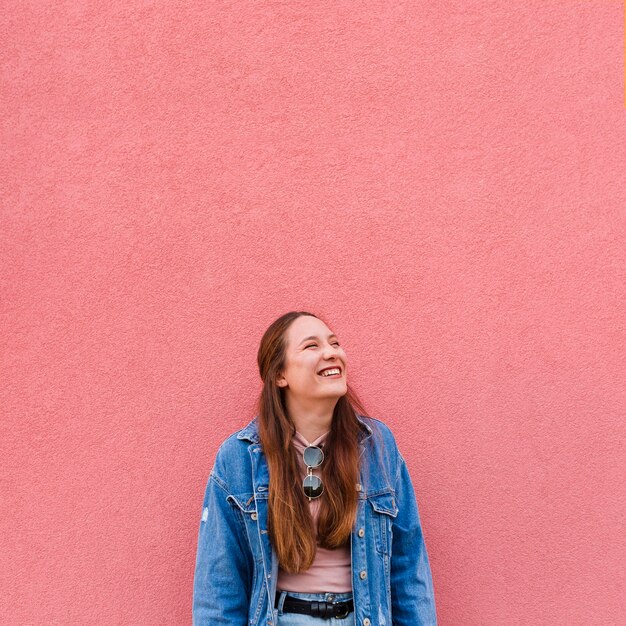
left=1, top=1, right=624, bottom=625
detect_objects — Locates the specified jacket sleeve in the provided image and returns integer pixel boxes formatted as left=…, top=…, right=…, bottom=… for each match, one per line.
left=390, top=453, right=438, bottom=625
left=192, top=463, right=252, bottom=625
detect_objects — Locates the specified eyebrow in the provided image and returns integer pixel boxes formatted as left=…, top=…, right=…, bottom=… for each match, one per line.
left=298, top=334, right=338, bottom=346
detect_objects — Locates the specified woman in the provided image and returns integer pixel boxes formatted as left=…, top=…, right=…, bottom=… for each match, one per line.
left=192, top=311, right=437, bottom=625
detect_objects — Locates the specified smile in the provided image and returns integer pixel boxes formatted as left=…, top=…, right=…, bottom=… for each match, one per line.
left=318, top=367, right=342, bottom=378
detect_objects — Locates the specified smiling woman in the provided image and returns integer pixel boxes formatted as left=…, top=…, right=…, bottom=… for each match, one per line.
left=192, top=311, right=438, bottom=625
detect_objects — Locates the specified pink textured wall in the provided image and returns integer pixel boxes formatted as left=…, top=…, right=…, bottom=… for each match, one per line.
left=2, top=2, right=624, bottom=624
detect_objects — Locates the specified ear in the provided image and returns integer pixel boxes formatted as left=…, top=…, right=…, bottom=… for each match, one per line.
left=276, top=375, right=287, bottom=388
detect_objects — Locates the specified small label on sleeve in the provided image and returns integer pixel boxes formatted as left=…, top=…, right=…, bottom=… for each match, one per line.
left=201, top=507, right=208, bottom=522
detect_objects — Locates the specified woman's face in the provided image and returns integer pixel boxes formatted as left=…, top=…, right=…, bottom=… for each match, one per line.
left=276, top=316, right=348, bottom=402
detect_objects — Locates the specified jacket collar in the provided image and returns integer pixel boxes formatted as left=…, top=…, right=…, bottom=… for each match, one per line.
left=236, top=413, right=373, bottom=444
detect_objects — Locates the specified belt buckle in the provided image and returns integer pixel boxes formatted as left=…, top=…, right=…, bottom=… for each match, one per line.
left=335, top=603, right=350, bottom=619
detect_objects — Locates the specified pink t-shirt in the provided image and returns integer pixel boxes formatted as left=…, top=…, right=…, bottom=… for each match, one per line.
left=276, top=429, right=352, bottom=593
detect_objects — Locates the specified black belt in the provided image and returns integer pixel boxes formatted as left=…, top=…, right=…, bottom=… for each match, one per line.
left=275, top=594, right=354, bottom=619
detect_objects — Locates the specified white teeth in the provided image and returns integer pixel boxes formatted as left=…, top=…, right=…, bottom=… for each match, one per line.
left=320, top=368, right=341, bottom=377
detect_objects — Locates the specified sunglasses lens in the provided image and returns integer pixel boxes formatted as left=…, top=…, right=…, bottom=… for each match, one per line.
left=303, top=474, right=324, bottom=499
left=303, top=445, right=324, bottom=467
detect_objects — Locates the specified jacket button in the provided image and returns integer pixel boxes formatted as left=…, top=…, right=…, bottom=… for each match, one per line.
left=363, top=619, right=371, bottom=626
left=359, top=570, right=367, bottom=579
left=358, top=528, right=365, bottom=537
left=251, top=513, right=258, bottom=520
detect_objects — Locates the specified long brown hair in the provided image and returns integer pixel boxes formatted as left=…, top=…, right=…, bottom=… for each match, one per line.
left=255, top=311, right=368, bottom=573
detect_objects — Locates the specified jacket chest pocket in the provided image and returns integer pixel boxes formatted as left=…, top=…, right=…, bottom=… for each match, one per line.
left=366, top=492, right=398, bottom=555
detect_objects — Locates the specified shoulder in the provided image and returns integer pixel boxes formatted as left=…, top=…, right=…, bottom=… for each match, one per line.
left=358, top=414, right=401, bottom=451
left=209, top=428, right=254, bottom=489
left=355, top=415, right=403, bottom=492
left=213, top=429, right=251, bottom=463
left=358, top=414, right=403, bottom=471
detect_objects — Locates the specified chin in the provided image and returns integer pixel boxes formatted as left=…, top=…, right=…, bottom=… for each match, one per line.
left=328, top=386, right=348, bottom=397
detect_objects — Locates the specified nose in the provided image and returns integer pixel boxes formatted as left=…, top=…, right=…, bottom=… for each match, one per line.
left=322, top=343, right=341, bottom=359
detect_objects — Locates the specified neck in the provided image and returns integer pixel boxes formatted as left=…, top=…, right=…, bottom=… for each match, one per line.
left=285, top=396, right=337, bottom=443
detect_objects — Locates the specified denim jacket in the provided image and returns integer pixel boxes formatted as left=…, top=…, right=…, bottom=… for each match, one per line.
left=192, top=414, right=437, bottom=626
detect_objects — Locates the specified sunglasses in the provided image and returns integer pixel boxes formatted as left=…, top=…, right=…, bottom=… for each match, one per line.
left=302, top=445, right=324, bottom=501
